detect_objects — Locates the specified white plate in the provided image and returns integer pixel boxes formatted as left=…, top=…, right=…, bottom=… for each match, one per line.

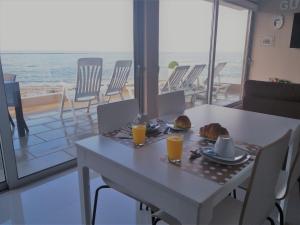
left=167, top=123, right=188, bottom=131
left=201, top=147, right=250, bottom=165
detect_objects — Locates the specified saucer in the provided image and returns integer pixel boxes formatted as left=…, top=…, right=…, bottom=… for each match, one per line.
left=200, top=147, right=250, bottom=165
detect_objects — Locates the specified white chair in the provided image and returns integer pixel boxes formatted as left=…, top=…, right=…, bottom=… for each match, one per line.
left=60, top=58, right=103, bottom=118
left=180, top=64, right=206, bottom=104
left=161, top=66, right=190, bottom=93
left=180, top=64, right=206, bottom=89
left=94, top=99, right=158, bottom=225
left=152, top=130, right=292, bottom=225
left=157, top=90, right=185, bottom=117
left=3, top=73, right=16, bottom=82
left=97, top=98, right=138, bottom=133
left=239, top=125, right=300, bottom=225
left=104, top=60, right=132, bottom=103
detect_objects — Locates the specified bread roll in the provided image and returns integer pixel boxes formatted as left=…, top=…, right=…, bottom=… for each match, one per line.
left=199, top=123, right=229, bottom=140
left=174, top=115, right=191, bottom=129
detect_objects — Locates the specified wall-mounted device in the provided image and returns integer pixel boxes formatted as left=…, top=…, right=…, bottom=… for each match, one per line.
left=290, top=13, right=300, bottom=48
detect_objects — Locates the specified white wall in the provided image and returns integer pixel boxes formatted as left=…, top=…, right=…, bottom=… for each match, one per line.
left=249, top=0, right=300, bottom=83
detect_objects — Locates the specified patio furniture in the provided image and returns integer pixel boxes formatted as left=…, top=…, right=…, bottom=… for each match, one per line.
left=180, top=64, right=206, bottom=89
left=76, top=105, right=300, bottom=225
left=161, top=66, right=190, bottom=93
left=238, top=125, right=300, bottom=225
left=4, top=81, right=29, bottom=137
left=242, top=80, right=300, bottom=119
left=94, top=99, right=157, bottom=225
left=4, top=73, right=17, bottom=127
left=3, top=73, right=16, bottom=82
left=157, top=90, right=185, bottom=117
left=60, top=58, right=103, bottom=118
left=104, top=60, right=132, bottom=103
left=152, top=130, right=291, bottom=225
left=180, top=64, right=206, bottom=104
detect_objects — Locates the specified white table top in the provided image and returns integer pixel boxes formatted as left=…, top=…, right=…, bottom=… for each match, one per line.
left=76, top=104, right=300, bottom=207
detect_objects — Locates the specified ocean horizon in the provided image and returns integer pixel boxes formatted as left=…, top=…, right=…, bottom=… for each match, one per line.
left=1, top=51, right=244, bottom=88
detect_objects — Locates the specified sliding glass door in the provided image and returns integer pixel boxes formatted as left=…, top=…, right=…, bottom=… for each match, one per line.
left=0, top=0, right=134, bottom=188
left=212, top=2, right=250, bottom=105
left=159, top=0, right=213, bottom=108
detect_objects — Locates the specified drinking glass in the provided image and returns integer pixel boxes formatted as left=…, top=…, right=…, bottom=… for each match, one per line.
left=132, top=124, right=146, bottom=146
left=167, top=134, right=183, bottom=163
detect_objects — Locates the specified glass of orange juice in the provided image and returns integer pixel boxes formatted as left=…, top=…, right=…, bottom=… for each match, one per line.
left=167, top=134, right=184, bottom=163
left=132, top=124, right=146, bottom=146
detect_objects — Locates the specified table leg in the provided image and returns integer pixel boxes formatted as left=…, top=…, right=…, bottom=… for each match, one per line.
left=15, top=106, right=25, bottom=137
left=78, top=165, right=91, bottom=225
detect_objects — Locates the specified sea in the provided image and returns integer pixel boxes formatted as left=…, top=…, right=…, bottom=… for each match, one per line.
left=0, top=51, right=244, bottom=92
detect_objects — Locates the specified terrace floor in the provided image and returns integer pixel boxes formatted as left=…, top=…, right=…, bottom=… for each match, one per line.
left=11, top=106, right=99, bottom=178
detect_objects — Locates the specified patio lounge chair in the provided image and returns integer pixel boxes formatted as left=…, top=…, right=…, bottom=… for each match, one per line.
left=60, top=58, right=103, bottom=118
left=161, top=65, right=190, bottom=93
left=180, top=64, right=206, bottom=104
left=213, top=62, right=230, bottom=98
left=104, top=60, right=132, bottom=103
left=4, top=73, right=17, bottom=127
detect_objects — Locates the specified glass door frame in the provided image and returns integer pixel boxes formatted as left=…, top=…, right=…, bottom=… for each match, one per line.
left=0, top=0, right=140, bottom=190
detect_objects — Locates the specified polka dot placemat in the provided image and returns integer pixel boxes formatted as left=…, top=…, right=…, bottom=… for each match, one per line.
left=160, top=140, right=261, bottom=185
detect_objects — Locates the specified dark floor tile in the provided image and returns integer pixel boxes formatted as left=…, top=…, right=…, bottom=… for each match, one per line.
left=35, top=126, right=85, bottom=141
left=13, top=135, right=45, bottom=150
left=28, top=137, right=72, bottom=157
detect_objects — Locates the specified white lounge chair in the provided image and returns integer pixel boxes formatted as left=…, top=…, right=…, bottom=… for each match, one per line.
left=104, top=60, right=132, bottom=103
left=60, top=58, right=103, bottom=118
left=180, top=64, right=206, bottom=89
left=161, top=65, right=190, bottom=93
left=180, top=64, right=206, bottom=104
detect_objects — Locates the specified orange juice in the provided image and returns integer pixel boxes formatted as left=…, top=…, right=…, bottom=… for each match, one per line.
left=132, top=124, right=146, bottom=146
left=167, top=135, right=183, bottom=162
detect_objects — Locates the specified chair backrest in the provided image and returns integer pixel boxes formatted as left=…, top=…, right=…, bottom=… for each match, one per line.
left=4, top=82, right=19, bottom=107
left=75, top=58, right=103, bottom=100
left=161, top=66, right=190, bottom=93
left=3, top=73, right=16, bottom=82
left=157, top=90, right=185, bottom=117
left=105, top=60, right=132, bottom=96
left=214, top=62, right=226, bottom=84
left=240, top=130, right=291, bottom=225
left=181, top=64, right=206, bottom=88
left=97, top=98, right=138, bottom=133
left=283, top=125, right=300, bottom=199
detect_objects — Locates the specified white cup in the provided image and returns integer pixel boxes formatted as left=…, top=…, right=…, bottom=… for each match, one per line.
left=214, top=135, right=235, bottom=159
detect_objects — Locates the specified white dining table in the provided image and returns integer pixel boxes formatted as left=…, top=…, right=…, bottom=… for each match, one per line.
left=76, top=104, right=300, bottom=225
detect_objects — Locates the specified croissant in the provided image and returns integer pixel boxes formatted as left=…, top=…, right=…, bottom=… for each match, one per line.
left=200, top=123, right=229, bottom=140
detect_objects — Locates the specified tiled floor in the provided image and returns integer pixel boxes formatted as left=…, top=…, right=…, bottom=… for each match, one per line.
left=11, top=106, right=99, bottom=178
left=0, top=168, right=299, bottom=225
left=0, top=169, right=153, bottom=225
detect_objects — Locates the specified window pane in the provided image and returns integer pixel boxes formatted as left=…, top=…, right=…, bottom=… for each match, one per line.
left=159, top=0, right=213, bottom=108
left=213, top=3, right=249, bottom=105
left=0, top=0, right=133, bottom=178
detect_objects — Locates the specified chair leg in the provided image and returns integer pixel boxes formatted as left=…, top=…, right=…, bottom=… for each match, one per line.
left=139, top=202, right=143, bottom=211
left=267, top=217, right=275, bottom=225
left=92, top=185, right=110, bottom=225
left=60, top=89, right=66, bottom=118
left=87, top=100, right=92, bottom=113
left=68, top=99, right=76, bottom=120
left=233, top=189, right=237, bottom=199
left=298, top=177, right=300, bottom=195
left=275, top=202, right=284, bottom=225
left=152, top=217, right=161, bottom=225
left=9, top=114, right=15, bottom=127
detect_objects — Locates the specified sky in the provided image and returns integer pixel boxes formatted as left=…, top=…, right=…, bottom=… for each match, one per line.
left=0, top=0, right=248, bottom=53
